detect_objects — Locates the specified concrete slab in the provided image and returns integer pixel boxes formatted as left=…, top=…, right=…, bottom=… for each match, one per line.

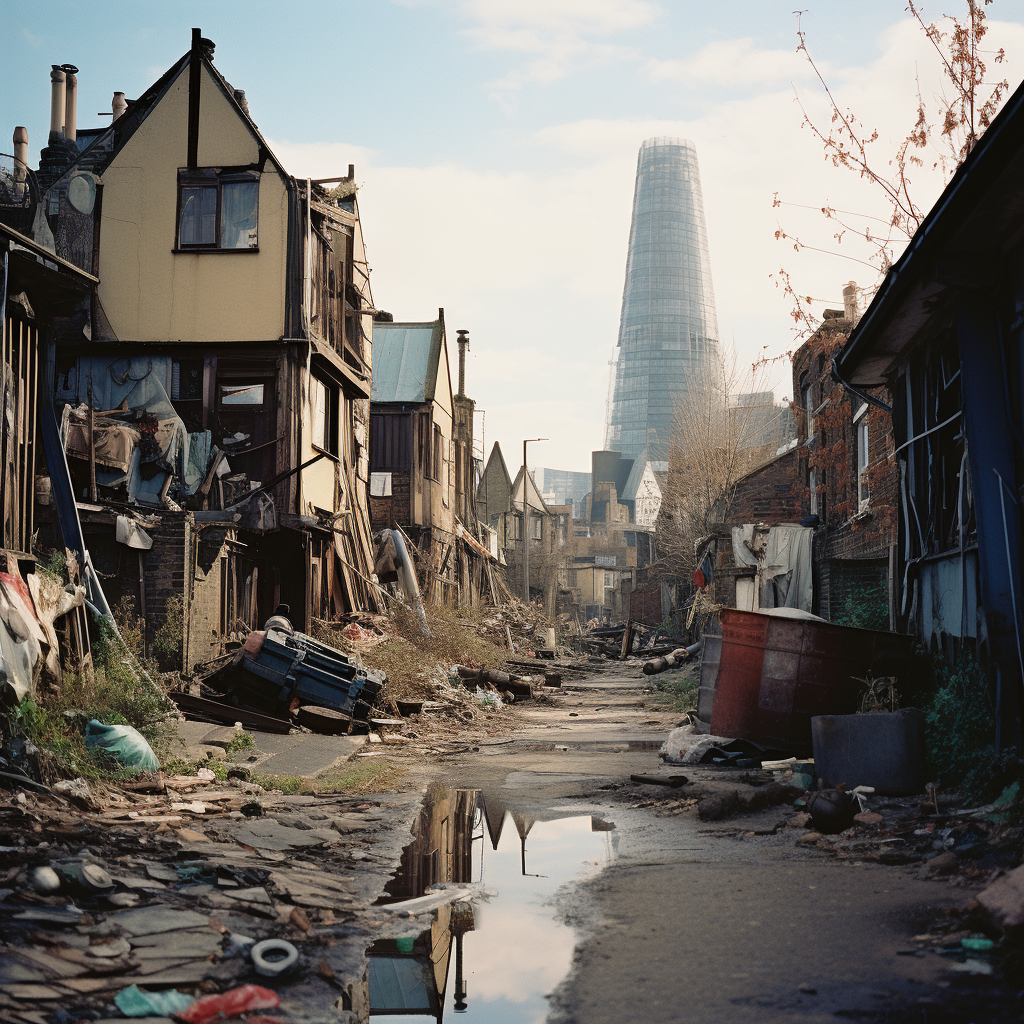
left=255, top=733, right=366, bottom=778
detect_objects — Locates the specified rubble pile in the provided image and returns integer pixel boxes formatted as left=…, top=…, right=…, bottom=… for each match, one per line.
left=0, top=774, right=400, bottom=1024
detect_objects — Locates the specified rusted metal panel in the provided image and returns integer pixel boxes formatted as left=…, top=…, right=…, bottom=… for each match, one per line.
left=711, top=609, right=914, bottom=754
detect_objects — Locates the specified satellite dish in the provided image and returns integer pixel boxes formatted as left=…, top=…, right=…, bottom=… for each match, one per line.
left=67, top=172, right=96, bottom=214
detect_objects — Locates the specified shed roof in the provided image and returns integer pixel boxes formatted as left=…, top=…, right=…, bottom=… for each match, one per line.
left=371, top=319, right=444, bottom=404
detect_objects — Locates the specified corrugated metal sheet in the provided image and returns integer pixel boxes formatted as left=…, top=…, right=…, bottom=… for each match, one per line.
left=371, top=323, right=438, bottom=403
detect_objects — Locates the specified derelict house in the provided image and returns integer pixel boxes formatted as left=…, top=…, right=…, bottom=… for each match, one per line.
left=14, top=30, right=380, bottom=671
left=836, top=74, right=1024, bottom=752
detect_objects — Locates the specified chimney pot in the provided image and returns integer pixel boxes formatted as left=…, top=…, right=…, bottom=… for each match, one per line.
left=348, top=163, right=355, bottom=180
left=112, top=91, right=127, bottom=120
left=842, top=280, right=859, bottom=323
left=12, top=127, right=28, bottom=196
left=456, top=329, right=470, bottom=398
left=62, top=65, right=79, bottom=143
left=49, top=65, right=66, bottom=141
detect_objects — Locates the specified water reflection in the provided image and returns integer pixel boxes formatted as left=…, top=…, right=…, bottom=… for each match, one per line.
left=368, top=785, right=617, bottom=1023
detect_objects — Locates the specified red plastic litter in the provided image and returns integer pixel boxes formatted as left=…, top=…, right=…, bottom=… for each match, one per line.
left=178, top=985, right=281, bottom=1024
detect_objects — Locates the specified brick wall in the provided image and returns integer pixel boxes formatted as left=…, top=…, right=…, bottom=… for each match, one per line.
left=728, top=448, right=803, bottom=523
left=139, top=512, right=188, bottom=667
left=369, top=470, right=412, bottom=530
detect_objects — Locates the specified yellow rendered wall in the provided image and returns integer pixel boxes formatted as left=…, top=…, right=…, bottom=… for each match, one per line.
left=98, top=63, right=287, bottom=342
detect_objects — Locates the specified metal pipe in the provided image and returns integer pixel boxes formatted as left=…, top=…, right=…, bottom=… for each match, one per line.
left=390, top=529, right=429, bottom=636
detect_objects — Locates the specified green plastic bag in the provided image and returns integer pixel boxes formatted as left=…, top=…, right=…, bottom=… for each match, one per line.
left=85, top=720, right=159, bottom=773
left=115, top=984, right=194, bottom=1017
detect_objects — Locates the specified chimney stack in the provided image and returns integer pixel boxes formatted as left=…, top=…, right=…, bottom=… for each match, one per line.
left=49, top=65, right=66, bottom=143
left=348, top=163, right=355, bottom=180
left=456, top=330, right=470, bottom=398
left=112, top=91, right=127, bottom=120
left=843, top=281, right=859, bottom=323
left=62, top=65, right=79, bottom=143
left=12, top=127, right=28, bottom=197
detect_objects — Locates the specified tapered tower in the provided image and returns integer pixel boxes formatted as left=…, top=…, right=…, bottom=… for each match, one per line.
left=604, top=137, right=721, bottom=460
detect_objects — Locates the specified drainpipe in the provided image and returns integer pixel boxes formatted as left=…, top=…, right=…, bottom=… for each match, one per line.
left=62, top=64, right=78, bottom=144
left=390, top=529, right=429, bottom=636
left=49, top=65, right=66, bottom=144
left=303, top=178, right=312, bottom=338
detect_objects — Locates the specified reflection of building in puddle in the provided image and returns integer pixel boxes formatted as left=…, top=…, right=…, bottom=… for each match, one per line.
left=366, top=785, right=617, bottom=1021
left=368, top=783, right=479, bottom=1019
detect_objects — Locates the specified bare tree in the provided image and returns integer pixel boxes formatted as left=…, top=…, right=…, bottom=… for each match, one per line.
left=657, top=350, right=786, bottom=583
left=772, top=2, right=1008, bottom=337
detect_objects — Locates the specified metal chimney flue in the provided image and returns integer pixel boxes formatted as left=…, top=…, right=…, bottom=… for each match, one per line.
left=49, top=65, right=66, bottom=142
left=112, top=91, right=127, bottom=120
left=456, top=330, right=470, bottom=398
left=62, top=64, right=79, bottom=143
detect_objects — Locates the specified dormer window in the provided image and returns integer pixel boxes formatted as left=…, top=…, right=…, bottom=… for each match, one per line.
left=177, top=169, right=259, bottom=250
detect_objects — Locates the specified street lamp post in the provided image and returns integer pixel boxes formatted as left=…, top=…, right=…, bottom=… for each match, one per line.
left=521, top=438, right=547, bottom=606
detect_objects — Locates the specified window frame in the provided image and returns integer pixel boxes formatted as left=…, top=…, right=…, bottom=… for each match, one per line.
left=310, top=374, right=340, bottom=459
left=857, top=418, right=870, bottom=511
left=175, top=168, right=260, bottom=252
left=808, top=467, right=818, bottom=515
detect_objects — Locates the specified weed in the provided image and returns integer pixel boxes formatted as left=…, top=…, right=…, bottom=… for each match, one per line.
left=226, top=731, right=256, bottom=755
left=923, top=654, right=994, bottom=787
left=651, top=663, right=700, bottom=713
left=154, top=595, right=184, bottom=667
left=253, top=758, right=405, bottom=795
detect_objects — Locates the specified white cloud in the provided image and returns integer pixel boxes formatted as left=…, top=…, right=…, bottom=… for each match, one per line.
left=270, top=14, right=1024, bottom=471
left=647, top=37, right=817, bottom=89
left=458, top=0, right=660, bottom=97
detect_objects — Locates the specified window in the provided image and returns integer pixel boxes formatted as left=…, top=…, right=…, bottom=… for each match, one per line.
left=432, top=424, right=442, bottom=482
left=809, top=468, right=818, bottom=515
left=531, top=516, right=542, bottom=540
left=177, top=169, right=259, bottom=250
left=857, top=419, right=870, bottom=510
left=804, top=384, right=815, bottom=440
left=220, top=383, right=264, bottom=405
left=310, top=375, right=339, bottom=456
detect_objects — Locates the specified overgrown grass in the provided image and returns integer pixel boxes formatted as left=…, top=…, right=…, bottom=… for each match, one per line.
left=15, top=596, right=174, bottom=782
left=321, top=604, right=510, bottom=705
left=650, top=663, right=700, bottom=713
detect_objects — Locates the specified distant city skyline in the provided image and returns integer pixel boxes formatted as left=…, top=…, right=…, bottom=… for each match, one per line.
left=605, top=137, right=721, bottom=460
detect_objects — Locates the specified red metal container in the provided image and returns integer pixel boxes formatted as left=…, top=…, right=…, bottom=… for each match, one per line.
left=710, top=609, right=914, bottom=754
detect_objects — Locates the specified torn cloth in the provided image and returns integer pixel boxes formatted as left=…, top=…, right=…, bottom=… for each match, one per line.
left=731, top=525, right=760, bottom=568
left=759, top=526, right=813, bottom=612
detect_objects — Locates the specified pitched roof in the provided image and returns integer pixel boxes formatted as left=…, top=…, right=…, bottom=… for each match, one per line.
left=482, top=442, right=512, bottom=490
left=371, top=318, right=445, bottom=404
left=620, top=450, right=653, bottom=502
left=511, top=466, right=550, bottom=515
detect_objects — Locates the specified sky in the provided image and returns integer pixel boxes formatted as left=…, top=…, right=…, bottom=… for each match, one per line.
left=4, top=1, right=1024, bottom=472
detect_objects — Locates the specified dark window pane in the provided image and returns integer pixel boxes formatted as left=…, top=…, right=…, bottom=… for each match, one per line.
left=180, top=186, right=217, bottom=245
left=221, top=181, right=258, bottom=248
left=220, top=383, right=264, bottom=406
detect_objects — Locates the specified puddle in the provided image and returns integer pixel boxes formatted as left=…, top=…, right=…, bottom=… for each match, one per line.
left=368, top=784, right=617, bottom=1022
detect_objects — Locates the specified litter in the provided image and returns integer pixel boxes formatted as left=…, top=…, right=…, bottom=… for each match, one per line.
left=178, top=984, right=281, bottom=1024
left=114, top=985, right=195, bottom=1017
left=250, top=939, right=299, bottom=977
left=84, top=721, right=159, bottom=773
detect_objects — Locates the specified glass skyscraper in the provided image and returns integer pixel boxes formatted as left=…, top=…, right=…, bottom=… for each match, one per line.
left=604, top=137, right=721, bottom=460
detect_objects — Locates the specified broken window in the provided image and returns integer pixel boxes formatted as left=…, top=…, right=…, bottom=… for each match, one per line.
left=177, top=169, right=259, bottom=250
left=310, top=375, right=339, bottom=457
left=432, top=424, right=442, bottom=483
left=220, top=383, right=264, bottom=405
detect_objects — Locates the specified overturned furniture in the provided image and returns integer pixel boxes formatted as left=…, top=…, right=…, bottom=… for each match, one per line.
left=192, top=626, right=384, bottom=733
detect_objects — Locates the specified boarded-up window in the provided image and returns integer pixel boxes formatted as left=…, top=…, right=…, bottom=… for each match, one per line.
left=370, top=413, right=412, bottom=471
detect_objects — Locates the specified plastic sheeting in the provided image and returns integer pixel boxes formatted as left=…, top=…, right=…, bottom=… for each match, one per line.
left=56, top=355, right=190, bottom=499
left=759, top=526, right=813, bottom=612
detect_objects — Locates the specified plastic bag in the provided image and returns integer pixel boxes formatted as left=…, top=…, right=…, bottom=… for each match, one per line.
left=178, top=984, right=281, bottom=1024
left=115, top=984, right=194, bottom=1017
left=84, top=720, right=159, bottom=772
